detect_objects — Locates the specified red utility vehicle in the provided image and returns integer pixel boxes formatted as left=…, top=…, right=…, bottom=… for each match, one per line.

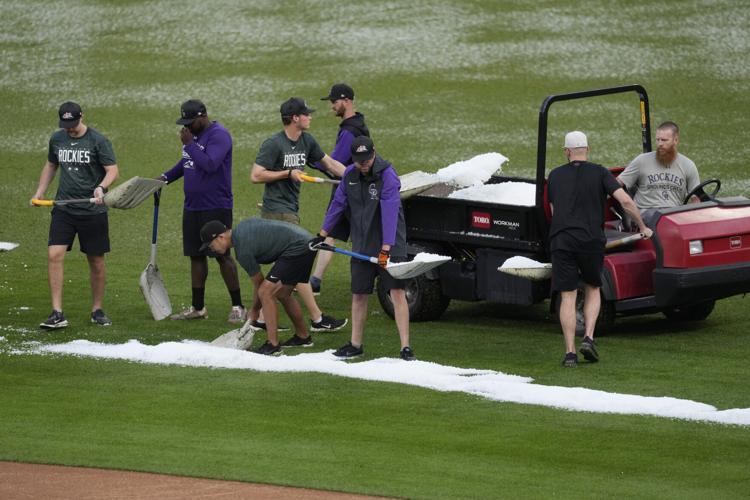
left=378, top=85, right=750, bottom=332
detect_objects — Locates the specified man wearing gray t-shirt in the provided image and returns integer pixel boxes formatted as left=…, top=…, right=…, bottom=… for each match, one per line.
left=617, top=122, right=700, bottom=224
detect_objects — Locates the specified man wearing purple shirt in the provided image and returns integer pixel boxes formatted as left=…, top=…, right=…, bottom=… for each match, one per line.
left=159, top=100, right=245, bottom=324
left=313, top=136, right=415, bottom=361
left=309, top=83, right=370, bottom=295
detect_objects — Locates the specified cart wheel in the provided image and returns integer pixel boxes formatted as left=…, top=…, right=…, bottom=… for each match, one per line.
left=662, top=300, right=715, bottom=321
left=553, top=288, right=615, bottom=336
left=377, top=274, right=450, bottom=322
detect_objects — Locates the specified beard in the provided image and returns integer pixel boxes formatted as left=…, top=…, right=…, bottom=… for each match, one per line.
left=656, top=145, right=677, bottom=166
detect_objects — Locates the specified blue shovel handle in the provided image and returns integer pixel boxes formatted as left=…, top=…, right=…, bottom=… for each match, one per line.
left=311, top=242, right=378, bottom=264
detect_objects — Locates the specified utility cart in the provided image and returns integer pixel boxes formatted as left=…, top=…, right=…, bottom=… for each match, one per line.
left=378, top=84, right=750, bottom=332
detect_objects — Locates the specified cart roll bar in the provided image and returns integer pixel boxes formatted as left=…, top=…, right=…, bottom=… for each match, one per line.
left=535, top=84, right=651, bottom=208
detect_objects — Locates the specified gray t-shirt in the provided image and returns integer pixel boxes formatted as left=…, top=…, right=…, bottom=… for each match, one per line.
left=231, top=217, right=311, bottom=277
left=47, top=127, right=117, bottom=215
left=255, top=131, right=325, bottom=214
left=617, top=152, right=699, bottom=209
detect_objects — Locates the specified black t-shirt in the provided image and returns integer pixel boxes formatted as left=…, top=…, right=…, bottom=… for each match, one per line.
left=548, top=161, right=621, bottom=252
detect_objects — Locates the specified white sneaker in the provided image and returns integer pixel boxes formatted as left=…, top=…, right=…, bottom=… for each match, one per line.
left=170, top=306, right=207, bottom=320
left=228, top=305, right=247, bottom=324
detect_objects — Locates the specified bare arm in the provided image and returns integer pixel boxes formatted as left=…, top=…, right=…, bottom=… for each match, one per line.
left=250, top=163, right=294, bottom=184
left=319, top=154, right=346, bottom=178
left=32, top=161, right=59, bottom=203
left=93, top=164, right=119, bottom=204
left=612, top=188, right=653, bottom=239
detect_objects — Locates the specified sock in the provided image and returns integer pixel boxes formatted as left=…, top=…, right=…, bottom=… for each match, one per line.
left=192, top=287, right=205, bottom=311
left=229, top=289, right=243, bottom=308
left=313, top=315, right=322, bottom=323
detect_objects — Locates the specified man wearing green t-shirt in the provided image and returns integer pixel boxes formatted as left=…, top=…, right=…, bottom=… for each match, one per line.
left=249, top=97, right=348, bottom=333
left=31, top=102, right=120, bottom=329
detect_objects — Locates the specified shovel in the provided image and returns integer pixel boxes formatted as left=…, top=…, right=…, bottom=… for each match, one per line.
left=139, top=190, right=172, bottom=320
left=498, top=233, right=648, bottom=281
left=211, top=319, right=259, bottom=350
left=32, top=176, right=166, bottom=210
left=312, top=242, right=450, bottom=279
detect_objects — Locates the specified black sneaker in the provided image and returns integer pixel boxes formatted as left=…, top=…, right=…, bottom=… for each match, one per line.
left=40, top=310, right=68, bottom=330
left=253, top=341, right=282, bottom=356
left=250, top=320, right=290, bottom=332
left=400, top=346, right=416, bottom=361
left=281, top=334, right=314, bottom=348
left=309, top=276, right=321, bottom=295
left=333, top=342, right=363, bottom=359
left=580, top=336, right=599, bottom=362
left=562, top=352, right=578, bottom=367
left=311, top=314, right=348, bottom=332
left=90, top=309, right=112, bottom=326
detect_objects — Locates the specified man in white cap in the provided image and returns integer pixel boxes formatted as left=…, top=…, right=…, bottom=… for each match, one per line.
left=548, top=131, right=652, bottom=367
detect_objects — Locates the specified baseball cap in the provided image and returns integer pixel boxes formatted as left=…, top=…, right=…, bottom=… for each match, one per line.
left=321, top=83, right=354, bottom=101
left=280, top=97, right=315, bottom=117
left=564, top=131, right=588, bottom=148
left=176, top=99, right=207, bottom=125
left=58, top=101, right=82, bottom=129
left=351, top=136, right=375, bottom=163
left=199, top=220, right=228, bottom=252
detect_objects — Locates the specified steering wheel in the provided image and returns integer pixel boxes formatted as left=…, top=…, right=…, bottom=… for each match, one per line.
left=683, top=179, right=721, bottom=204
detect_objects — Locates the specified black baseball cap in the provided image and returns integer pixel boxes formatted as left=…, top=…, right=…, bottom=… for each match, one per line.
left=176, top=99, right=207, bottom=125
left=280, top=97, right=315, bottom=117
left=351, top=136, right=375, bottom=163
left=199, top=220, right=228, bottom=252
left=58, top=101, right=82, bottom=129
left=321, top=83, right=354, bottom=101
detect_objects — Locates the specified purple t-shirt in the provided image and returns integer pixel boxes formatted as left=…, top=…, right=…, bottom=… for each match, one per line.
left=162, top=121, right=233, bottom=211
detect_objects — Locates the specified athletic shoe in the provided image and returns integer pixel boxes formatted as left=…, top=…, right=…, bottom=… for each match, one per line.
left=562, top=352, right=578, bottom=367
left=170, top=306, right=207, bottom=320
left=400, top=346, right=416, bottom=361
left=281, top=334, right=314, bottom=348
left=253, top=341, right=282, bottom=356
left=333, top=342, right=363, bottom=359
left=310, top=314, right=348, bottom=332
left=250, top=320, right=290, bottom=332
left=40, top=310, right=68, bottom=330
left=580, top=336, right=599, bottom=362
left=309, top=276, right=321, bottom=295
left=90, top=309, right=112, bottom=326
left=227, top=305, right=246, bottom=324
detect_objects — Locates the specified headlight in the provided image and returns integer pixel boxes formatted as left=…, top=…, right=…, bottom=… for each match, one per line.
left=689, top=240, right=703, bottom=255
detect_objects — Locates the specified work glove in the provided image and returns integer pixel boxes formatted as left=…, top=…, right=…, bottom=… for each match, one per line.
left=378, top=249, right=390, bottom=268
left=309, top=234, right=326, bottom=251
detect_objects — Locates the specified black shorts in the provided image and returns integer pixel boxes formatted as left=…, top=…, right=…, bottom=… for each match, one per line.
left=551, top=250, right=604, bottom=292
left=265, top=250, right=317, bottom=286
left=48, top=209, right=110, bottom=255
left=326, top=186, right=350, bottom=241
left=351, top=257, right=406, bottom=295
left=183, top=208, right=232, bottom=257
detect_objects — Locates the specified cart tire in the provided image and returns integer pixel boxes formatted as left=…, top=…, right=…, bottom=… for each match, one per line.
left=662, top=300, right=715, bottom=321
left=377, top=274, right=450, bottom=322
left=553, top=288, right=616, bottom=336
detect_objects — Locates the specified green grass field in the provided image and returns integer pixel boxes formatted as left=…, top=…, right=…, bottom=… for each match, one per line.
left=1, top=1, right=749, bottom=498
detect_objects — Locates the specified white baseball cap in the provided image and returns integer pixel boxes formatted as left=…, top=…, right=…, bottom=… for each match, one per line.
left=564, top=131, right=588, bottom=148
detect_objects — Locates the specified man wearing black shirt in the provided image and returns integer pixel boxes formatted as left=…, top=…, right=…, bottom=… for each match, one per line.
left=548, top=131, right=652, bottom=367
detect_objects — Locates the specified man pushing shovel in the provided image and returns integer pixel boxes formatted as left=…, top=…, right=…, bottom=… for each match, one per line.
left=199, top=218, right=319, bottom=356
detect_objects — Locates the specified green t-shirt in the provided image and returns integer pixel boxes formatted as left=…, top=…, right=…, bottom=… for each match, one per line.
left=231, top=217, right=312, bottom=277
left=47, top=127, right=117, bottom=215
left=255, top=131, right=325, bottom=214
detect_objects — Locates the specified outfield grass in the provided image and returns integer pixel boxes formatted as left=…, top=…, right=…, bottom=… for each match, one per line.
left=1, top=1, right=749, bottom=498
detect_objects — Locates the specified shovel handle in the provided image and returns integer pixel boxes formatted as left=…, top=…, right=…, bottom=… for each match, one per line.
left=605, top=232, right=646, bottom=250
left=311, top=242, right=378, bottom=264
left=300, top=174, right=340, bottom=185
left=31, top=198, right=95, bottom=207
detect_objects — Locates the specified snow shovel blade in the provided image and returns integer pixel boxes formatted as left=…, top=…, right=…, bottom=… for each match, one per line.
left=139, top=263, right=172, bottom=320
left=385, top=256, right=451, bottom=279
left=399, top=170, right=442, bottom=200
left=497, top=264, right=552, bottom=281
left=105, top=177, right=166, bottom=209
left=211, top=320, right=259, bottom=350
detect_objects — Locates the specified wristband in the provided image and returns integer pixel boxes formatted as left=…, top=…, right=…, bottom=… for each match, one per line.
left=96, top=185, right=107, bottom=193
